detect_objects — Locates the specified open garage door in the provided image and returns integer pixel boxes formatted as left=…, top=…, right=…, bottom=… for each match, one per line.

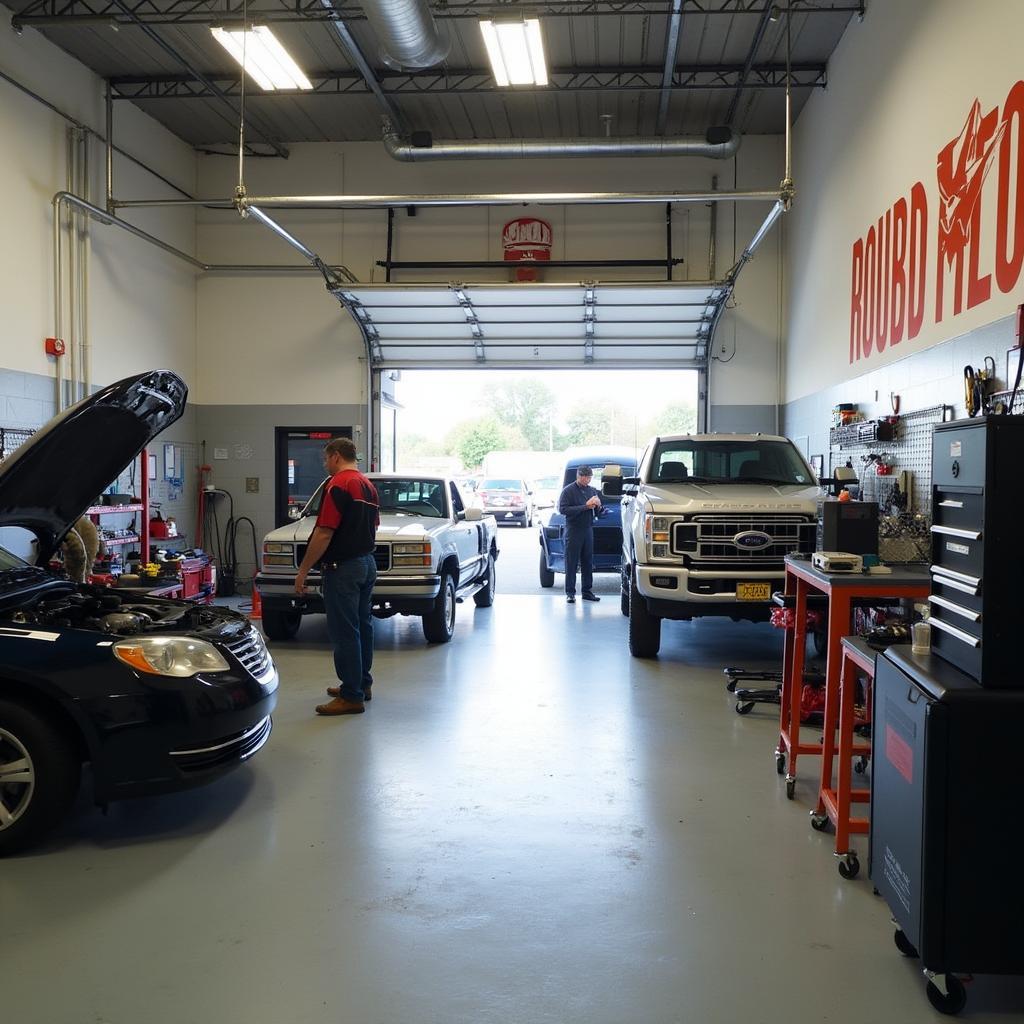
left=335, top=281, right=727, bottom=370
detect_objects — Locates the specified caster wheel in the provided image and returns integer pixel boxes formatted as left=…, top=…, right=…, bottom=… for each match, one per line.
left=785, top=778, right=796, bottom=800
left=810, top=812, right=830, bottom=832
left=926, top=974, right=967, bottom=1015
left=854, top=756, right=868, bottom=775
left=726, top=678, right=738, bottom=693
left=838, top=854, right=860, bottom=880
left=893, top=929, right=918, bottom=958
left=775, top=753, right=785, bottom=775
left=735, top=701, right=754, bottom=715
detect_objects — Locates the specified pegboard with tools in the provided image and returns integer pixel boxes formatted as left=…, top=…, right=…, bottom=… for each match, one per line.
left=828, top=403, right=953, bottom=515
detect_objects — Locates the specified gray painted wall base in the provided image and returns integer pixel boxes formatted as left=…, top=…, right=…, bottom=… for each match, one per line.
left=709, top=404, right=779, bottom=434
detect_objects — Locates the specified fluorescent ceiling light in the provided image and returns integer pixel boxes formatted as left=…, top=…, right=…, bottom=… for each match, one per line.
left=211, top=26, right=312, bottom=91
left=479, top=19, right=548, bottom=87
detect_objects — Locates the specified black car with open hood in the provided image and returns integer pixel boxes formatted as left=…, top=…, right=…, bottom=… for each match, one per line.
left=0, top=370, right=277, bottom=855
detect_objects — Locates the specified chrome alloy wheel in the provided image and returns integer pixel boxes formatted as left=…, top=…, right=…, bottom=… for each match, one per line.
left=0, top=727, right=36, bottom=832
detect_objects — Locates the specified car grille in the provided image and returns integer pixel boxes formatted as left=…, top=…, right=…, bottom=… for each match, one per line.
left=170, top=716, right=273, bottom=773
left=373, top=544, right=391, bottom=571
left=674, top=515, right=814, bottom=564
left=222, top=628, right=272, bottom=678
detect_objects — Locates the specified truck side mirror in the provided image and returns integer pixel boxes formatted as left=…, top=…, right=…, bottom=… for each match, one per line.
left=463, top=507, right=483, bottom=522
left=602, top=477, right=623, bottom=497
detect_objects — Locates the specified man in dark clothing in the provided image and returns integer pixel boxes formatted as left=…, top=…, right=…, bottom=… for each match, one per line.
left=295, top=437, right=380, bottom=716
left=557, top=465, right=602, bottom=604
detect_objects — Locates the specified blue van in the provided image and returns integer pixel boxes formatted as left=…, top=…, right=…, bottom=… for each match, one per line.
left=538, top=449, right=639, bottom=588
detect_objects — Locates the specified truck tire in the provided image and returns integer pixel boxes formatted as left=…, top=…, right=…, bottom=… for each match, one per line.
left=628, top=573, right=661, bottom=658
left=539, top=551, right=555, bottom=588
left=423, top=572, right=456, bottom=643
left=0, top=700, right=81, bottom=856
left=262, top=607, right=302, bottom=641
left=473, top=554, right=496, bottom=607
left=620, top=565, right=630, bottom=616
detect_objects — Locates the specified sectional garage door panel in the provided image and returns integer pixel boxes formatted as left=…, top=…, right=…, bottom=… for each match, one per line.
left=335, top=281, right=726, bottom=369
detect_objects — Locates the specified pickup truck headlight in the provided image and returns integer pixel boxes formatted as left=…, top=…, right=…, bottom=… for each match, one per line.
left=393, top=543, right=431, bottom=554
left=114, top=637, right=230, bottom=677
left=263, top=554, right=294, bottom=566
left=644, top=514, right=673, bottom=545
left=264, top=543, right=293, bottom=554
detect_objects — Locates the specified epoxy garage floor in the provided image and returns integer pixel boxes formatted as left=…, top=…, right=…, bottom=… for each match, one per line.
left=4, top=533, right=1024, bottom=1023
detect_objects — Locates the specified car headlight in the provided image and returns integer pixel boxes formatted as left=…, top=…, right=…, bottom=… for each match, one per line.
left=264, top=543, right=293, bottom=554
left=393, top=543, right=431, bottom=554
left=393, top=555, right=432, bottom=566
left=263, top=554, right=294, bottom=566
left=114, top=637, right=230, bottom=677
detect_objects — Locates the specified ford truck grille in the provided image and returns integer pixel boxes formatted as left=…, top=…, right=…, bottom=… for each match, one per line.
left=373, top=544, right=391, bottom=571
left=673, top=516, right=815, bottom=564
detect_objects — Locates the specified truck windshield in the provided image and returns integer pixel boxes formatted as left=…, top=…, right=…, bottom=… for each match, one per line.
left=375, top=479, right=447, bottom=518
left=649, top=440, right=812, bottom=485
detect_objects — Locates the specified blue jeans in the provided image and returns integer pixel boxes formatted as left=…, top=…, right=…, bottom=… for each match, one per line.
left=564, top=527, right=594, bottom=597
left=322, top=553, right=377, bottom=703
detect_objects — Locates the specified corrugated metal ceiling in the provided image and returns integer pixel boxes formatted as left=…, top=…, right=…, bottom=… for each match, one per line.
left=5, top=2, right=856, bottom=149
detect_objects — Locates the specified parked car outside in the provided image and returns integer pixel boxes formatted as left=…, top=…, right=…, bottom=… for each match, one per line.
left=0, top=370, right=278, bottom=855
left=538, top=449, right=639, bottom=588
left=532, top=474, right=561, bottom=510
left=476, top=477, right=535, bottom=527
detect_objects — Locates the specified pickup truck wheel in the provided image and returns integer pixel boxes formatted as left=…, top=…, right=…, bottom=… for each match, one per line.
left=423, top=572, right=456, bottom=643
left=0, top=701, right=81, bottom=856
left=620, top=566, right=630, bottom=616
left=628, top=573, right=661, bottom=658
left=539, top=551, right=555, bottom=588
left=262, top=607, right=302, bottom=641
left=473, top=555, right=496, bottom=607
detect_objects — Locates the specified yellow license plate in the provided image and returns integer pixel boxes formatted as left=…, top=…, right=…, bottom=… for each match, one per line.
left=736, top=582, right=772, bottom=602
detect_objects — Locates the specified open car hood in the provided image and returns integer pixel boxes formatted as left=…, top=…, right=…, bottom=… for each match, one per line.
left=0, top=369, right=187, bottom=563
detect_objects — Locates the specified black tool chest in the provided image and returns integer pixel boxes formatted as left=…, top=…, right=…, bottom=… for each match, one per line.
left=930, top=416, right=1024, bottom=684
left=871, top=649, right=1024, bottom=1003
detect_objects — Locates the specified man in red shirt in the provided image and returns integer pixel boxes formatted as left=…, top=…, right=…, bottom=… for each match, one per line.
left=295, top=437, right=380, bottom=716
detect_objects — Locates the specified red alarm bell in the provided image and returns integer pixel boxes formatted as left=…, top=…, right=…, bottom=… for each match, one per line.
left=45, top=337, right=66, bottom=357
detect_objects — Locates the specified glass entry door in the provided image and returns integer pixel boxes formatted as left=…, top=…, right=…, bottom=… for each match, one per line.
left=275, top=427, right=351, bottom=526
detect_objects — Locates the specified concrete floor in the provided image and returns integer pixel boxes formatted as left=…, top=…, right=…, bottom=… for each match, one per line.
left=4, top=530, right=1023, bottom=1022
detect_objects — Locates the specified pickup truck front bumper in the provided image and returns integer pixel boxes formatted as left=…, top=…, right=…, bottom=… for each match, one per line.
left=635, top=564, right=783, bottom=621
left=256, top=571, right=442, bottom=616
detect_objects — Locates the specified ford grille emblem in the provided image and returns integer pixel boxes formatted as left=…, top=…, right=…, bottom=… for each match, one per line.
left=734, top=530, right=772, bottom=550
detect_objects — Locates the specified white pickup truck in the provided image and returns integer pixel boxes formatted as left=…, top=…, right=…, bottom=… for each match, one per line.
left=255, top=474, right=499, bottom=644
left=618, top=434, right=819, bottom=657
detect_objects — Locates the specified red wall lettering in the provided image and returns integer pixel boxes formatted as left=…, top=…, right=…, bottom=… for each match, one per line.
left=890, top=197, right=908, bottom=345
left=908, top=182, right=928, bottom=340
left=996, top=81, right=1024, bottom=294
left=850, top=238, right=864, bottom=363
left=863, top=225, right=876, bottom=358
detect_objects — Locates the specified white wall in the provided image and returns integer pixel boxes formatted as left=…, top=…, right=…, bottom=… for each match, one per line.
left=785, top=0, right=1024, bottom=403
left=195, top=136, right=787, bottom=412
left=0, top=9, right=197, bottom=395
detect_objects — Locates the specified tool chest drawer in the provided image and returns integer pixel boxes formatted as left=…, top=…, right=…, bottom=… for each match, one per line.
left=930, top=416, right=1024, bottom=686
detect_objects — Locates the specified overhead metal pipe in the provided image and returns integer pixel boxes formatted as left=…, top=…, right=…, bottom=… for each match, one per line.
left=116, top=187, right=777, bottom=211
left=656, top=1, right=685, bottom=135
left=382, top=122, right=740, bottom=161
left=52, top=192, right=358, bottom=280
left=105, top=81, right=114, bottom=215
left=357, top=0, right=448, bottom=69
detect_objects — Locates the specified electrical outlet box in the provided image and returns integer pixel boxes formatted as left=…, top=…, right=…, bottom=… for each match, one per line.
left=213, top=448, right=228, bottom=460
left=246, top=477, right=260, bottom=493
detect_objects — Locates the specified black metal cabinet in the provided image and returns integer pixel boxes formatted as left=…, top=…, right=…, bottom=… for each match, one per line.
left=930, top=416, right=1024, bottom=685
left=871, top=647, right=1024, bottom=1011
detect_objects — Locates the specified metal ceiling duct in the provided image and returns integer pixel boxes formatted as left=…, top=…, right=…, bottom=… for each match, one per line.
left=382, top=123, right=741, bottom=161
left=357, top=0, right=448, bottom=70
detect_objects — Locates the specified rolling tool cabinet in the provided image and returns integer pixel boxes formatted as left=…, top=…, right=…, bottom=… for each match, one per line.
left=929, top=416, right=1024, bottom=683
left=870, top=647, right=1024, bottom=1015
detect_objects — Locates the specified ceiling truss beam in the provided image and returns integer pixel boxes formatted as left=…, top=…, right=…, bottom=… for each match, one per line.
left=109, top=64, right=826, bottom=100
left=11, top=1, right=866, bottom=28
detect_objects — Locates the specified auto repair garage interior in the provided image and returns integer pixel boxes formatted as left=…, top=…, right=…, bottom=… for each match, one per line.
left=2, top=1, right=1024, bottom=1020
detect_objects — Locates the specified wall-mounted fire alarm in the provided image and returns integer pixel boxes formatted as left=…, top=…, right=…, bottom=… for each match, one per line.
left=45, top=337, right=66, bottom=357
